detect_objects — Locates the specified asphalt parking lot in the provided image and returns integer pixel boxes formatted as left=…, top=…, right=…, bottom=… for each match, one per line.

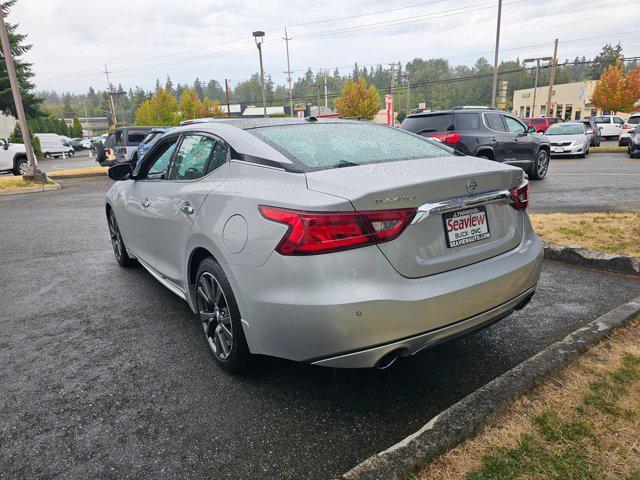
left=1, top=176, right=640, bottom=479
left=530, top=152, right=640, bottom=213
left=36, top=151, right=98, bottom=172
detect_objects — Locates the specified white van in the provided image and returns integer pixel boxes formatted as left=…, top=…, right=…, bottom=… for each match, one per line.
left=35, top=133, right=75, bottom=158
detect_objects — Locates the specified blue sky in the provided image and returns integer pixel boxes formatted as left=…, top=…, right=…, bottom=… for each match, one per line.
left=13, top=0, right=640, bottom=93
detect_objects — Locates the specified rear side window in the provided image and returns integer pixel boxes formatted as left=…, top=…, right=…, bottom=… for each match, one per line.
left=628, top=116, right=640, bottom=125
left=454, top=113, right=480, bottom=130
left=114, top=130, right=123, bottom=145
left=401, top=113, right=454, bottom=134
left=483, top=112, right=506, bottom=132
left=253, top=123, right=450, bottom=171
left=126, top=131, right=148, bottom=145
left=141, top=133, right=157, bottom=144
left=593, top=116, right=609, bottom=124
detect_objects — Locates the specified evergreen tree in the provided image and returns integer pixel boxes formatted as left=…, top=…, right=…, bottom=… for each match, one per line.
left=0, top=0, right=42, bottom=116
left=165, top=75, right=174, bottom=95
left=70, top=117, right=83, bottom=137
left=61, top=93, right=75, bottom=117
left=205, top=79, right=224, bottom=101
left=590, top=43, right=624, bottom=80
left=193, top=78, right=205, bottom=100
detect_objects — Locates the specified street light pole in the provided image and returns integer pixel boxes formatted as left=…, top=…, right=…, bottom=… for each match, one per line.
left=524, top=56, right=552, bottom=117
left=0, top=6, right=44, bottom=182
left=491, top=0, right=503, bottom=108
left=253, top=31, right=267, bottom=118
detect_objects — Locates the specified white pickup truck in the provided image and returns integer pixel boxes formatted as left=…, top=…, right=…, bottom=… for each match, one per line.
left=0, top=139, right=29, bottom=175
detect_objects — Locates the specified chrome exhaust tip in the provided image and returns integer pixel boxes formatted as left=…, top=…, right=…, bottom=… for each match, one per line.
left=375, top=350, right=400, bottom=370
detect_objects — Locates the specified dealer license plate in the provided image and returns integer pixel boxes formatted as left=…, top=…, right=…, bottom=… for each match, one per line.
left=443, top=206, right=490, bottom=248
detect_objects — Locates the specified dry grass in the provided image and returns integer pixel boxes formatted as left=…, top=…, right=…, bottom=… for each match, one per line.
left=0, top=176, right=55, bottom=190
left=419, top=318, right=640, bottom=480
left=46, top=166, right=107, bottom=178
left=531, top=213, right=640, bottom=257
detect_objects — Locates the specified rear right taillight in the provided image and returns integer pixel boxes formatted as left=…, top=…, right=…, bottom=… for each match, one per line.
left=429, top=133, right=461, bottom=145
left=622, top=124, right=634, bottom=130
left=509, top=179, right=529, bottom=211
left=259, top=206, right=416, bottom=255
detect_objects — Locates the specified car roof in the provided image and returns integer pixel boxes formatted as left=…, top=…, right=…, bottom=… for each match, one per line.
left=179, top=117, right=355, bottom=130
left=407, top=108, right=498, bottom=117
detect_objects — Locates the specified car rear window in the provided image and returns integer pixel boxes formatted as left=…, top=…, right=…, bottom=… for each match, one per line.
left=401, top=113, right=454, bottom=134
left=627, top=116, right=640, bottom=125
left=546, top=123, right=584, bottom=135
left=252, top=123, right=451, bottom=172
left=531, top=119, right=545, bottom=125
left=454, top=113, right=480, bottom=130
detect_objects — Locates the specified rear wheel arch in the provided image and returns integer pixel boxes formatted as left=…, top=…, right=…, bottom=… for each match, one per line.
left=476, top=147, right=494, bottom=160
left=13, top=153, right=27, bottom=168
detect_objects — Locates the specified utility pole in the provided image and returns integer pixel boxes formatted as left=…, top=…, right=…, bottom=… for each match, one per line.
left=283, top=27, right=294, bottom=117
left=225, top=79, right=231, bottom=116
left=405, top=72, right=411, bottom=114
left=546, top=39, right=559, bottom=117
left=390, top=62, right=396, bottom=125
left=103, top=65, right=117, bottom=127
left=491, top=0, right=503, bottom=108
left=252, top=31, right=268, bottom=118
left=316, top=77, right=321, bottom=116
left=523, top=56, right=552, bottom=116
left=324, top=70, right=328, bottom=108
left=0, top=6, right=43, bottom=181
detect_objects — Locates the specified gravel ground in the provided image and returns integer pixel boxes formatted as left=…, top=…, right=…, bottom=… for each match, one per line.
left=1, top=177, right=639, bottom=479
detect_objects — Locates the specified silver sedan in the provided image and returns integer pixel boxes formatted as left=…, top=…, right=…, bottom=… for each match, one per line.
left=105, top=118, right=543, bottom=372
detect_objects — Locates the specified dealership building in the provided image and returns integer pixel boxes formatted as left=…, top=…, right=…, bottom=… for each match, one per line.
left=512, top=80, right=632, bottom=121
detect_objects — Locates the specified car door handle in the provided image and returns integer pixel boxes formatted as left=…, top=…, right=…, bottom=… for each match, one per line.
left=180, top=202, right=195, bottom=215
left=141, top=198, right=150, bottom=208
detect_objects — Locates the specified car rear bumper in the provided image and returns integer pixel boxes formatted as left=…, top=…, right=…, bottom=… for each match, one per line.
left=226, top=214, right=543, bottom=368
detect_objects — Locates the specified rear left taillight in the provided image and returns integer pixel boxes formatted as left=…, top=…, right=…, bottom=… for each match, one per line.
left=430, top=133, right=461, bottom=145
left=622, top=124, right=634, bottom=130
left=259, top=206, right=416, bottom=255
left=509, top=179, right=529, bottom=211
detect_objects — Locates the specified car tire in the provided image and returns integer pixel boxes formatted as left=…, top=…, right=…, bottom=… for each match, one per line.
left=196, top=257, right=251, bottom=373
left=68, top=150, right=75, bottom=157
left=107, top=210, right=137, bottom=268
left=528, top=149, right=549, bottom=180
left=12, top=157, right=28, bottom=176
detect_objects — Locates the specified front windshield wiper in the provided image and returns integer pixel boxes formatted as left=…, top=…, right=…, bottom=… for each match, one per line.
left=333, top=160, right=359, bottom=168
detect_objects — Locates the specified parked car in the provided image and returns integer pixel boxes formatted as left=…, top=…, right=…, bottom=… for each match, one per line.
left=591, top=114, right=625, bottom=139
left=545, top=122, right=590, bottom=157
left=137, top=127, right=172, bottom=163
left=628, top=125, right=640, bottom=158
left=113, top=126, right=157, bottom=165
left=35, top=133, right=75, bottom=158
left=105, top=118, right=543, bottom=372
left=0, top=138, right=30, bottom=175
left=578, top=118, right=601, bottom=147
left=618, top=114, right=640, bottom=146
left=401, top=108, right=551, bottom=180
left=68, top=138, right=86, bottom=151
left=520, top=117, right=563, bottom=133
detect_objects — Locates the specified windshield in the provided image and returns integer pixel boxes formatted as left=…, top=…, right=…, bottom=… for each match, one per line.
left=251, top=123, right=451, bottom=171
left=545, top=123, right=584, bottom=135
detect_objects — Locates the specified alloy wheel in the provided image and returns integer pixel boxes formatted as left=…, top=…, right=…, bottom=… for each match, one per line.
left=18, top=162, right=28, bottom=175
left=197, top=272, right=233, bottom=361
left=107, top=213, right=122, bottom=259
left=536, top=151, right=549, bottom=178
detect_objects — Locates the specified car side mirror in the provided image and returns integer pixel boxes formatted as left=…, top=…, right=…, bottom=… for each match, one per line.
left=108, top=163, right=133, bottom=181
left=528, top=126, right=535, bottom=133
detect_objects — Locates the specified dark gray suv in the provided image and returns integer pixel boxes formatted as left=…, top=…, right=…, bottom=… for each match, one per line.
left=401, top=108, right=551, bottom=180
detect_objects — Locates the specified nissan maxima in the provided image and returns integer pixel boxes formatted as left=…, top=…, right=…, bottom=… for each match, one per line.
left=105, top=118, right=543, bottom=372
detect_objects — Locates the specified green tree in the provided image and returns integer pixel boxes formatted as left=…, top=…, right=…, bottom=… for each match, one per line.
left=178, top=87, right=203, bottom=120
left=61, top=93, right=74, bottom=117
left=334, top=77, right=380, bottom=120
left=591, top=60, right=640, bottom=113
left=590, top=43, right=624, bottom=80
left=70, top=117, right=83, bottom=137
left=9, top=122, right=41, bottom=157
left=135, top=88, right=179, bottom=126
left=0, top=0, right=41, bottom=117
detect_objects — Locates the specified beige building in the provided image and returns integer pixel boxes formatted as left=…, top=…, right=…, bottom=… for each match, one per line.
left=512, top=80, right=630, bottom=121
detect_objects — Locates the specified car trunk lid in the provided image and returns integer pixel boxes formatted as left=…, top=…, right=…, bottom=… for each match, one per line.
left=305, top=156, right=525, bottom=278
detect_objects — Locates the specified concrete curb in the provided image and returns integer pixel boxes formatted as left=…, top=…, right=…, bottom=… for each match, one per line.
left=342, top=295, right=640, bottom=480
left=0, top=183, right=61, bottom=196
left=544, top=242, right=640, bottom=276
left=47, top=169, right=108, bottom=180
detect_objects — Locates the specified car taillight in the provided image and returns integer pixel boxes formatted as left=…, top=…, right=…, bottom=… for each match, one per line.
left=430, top=133, right=461, bottom=145
left=509, top=179, right=529, bottom=211
left=259, top=206, right=416, bottom=255
left=622, top=124, right=634, bottom=130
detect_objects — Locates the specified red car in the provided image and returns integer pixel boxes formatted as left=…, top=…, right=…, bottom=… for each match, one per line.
left=520, top=117, right=563, bottom=133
